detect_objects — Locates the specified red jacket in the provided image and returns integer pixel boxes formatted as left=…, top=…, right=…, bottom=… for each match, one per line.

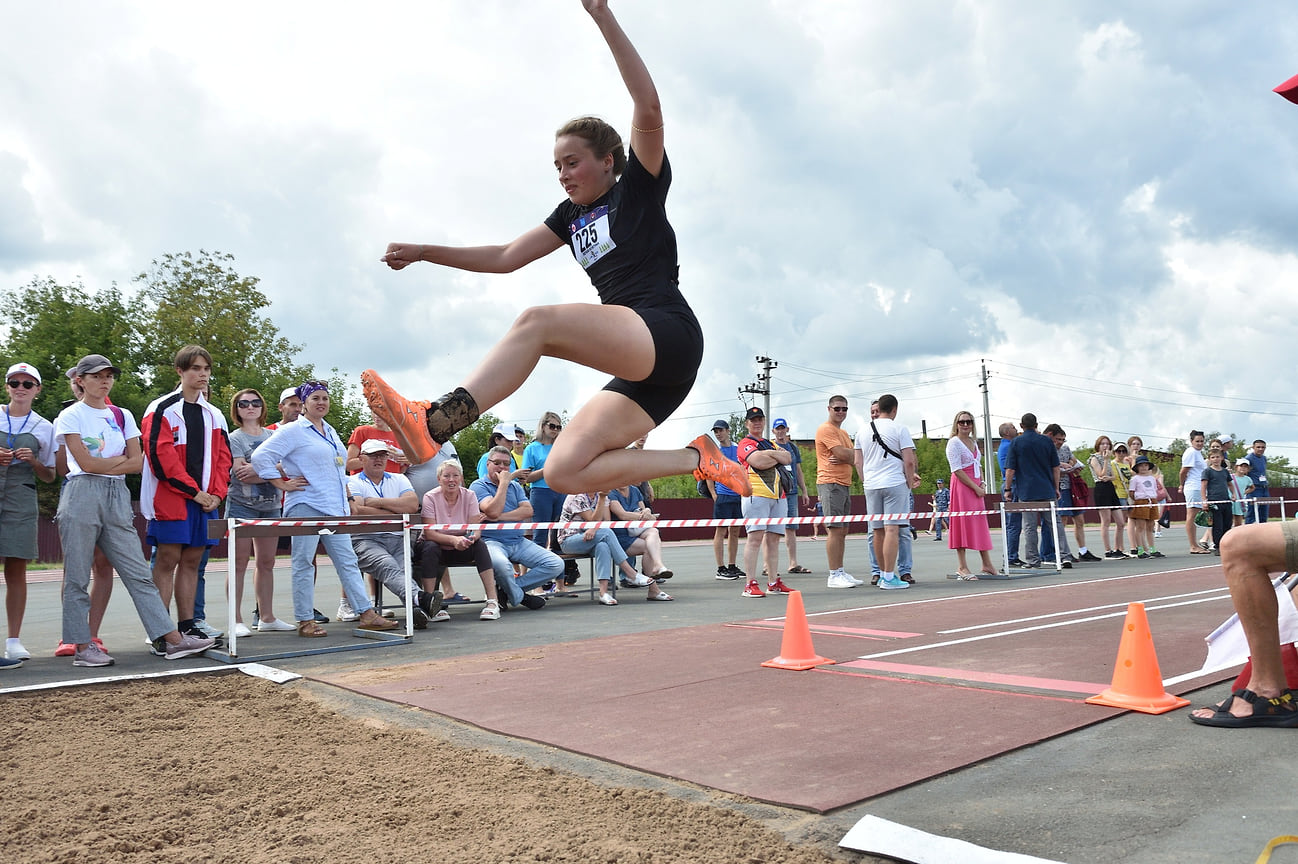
left=140, top=390, right=231, bottom=521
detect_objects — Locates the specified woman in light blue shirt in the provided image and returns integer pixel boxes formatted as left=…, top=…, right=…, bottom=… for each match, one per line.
left=251, top=381, right=399, bottom=637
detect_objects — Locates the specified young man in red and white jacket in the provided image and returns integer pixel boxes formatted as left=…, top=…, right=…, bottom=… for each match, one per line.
left=141, top=346, right=231, bottom=643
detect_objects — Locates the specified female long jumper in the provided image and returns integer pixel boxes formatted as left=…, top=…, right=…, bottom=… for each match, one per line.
left=362, top=0, right=747, bottom=497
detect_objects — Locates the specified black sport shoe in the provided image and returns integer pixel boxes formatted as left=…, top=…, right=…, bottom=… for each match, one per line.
left=1080, top=551, right=1102, bottom=562
left=726, top=563, right=747, bottom=579
left=520, top=594, right=546, bottom=610
left=312, top=608, right=330, bottom=624
left=425, top=387, right=480, bottom=444
left=1007, top=558, right=1025, bottom=567
left=184, top=624, right=223, bottom=649
left=715, top=566, right=740, bottom=581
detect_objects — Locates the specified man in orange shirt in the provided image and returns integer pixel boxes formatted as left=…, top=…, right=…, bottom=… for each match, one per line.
left=815, top=395, right=861, bottom=588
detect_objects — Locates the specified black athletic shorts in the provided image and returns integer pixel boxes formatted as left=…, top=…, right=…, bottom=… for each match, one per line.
left=602, top=301, right=703, bottom=425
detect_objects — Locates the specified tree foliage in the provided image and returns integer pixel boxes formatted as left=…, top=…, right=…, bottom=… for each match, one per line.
left=1, top=251, right=362, bottom=514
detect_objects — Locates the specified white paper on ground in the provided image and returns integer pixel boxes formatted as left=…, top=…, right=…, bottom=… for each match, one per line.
left=1198, top=576, right=1298, bottom=676
left=238, top=663, right=302, bottom=684
left=840, top=815, right=1068, bottom=864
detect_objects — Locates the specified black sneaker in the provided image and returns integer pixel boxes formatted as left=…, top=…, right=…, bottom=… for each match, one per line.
left=1007, top=558, right=1025, bottom=567
left=520, top=594, right=546, bottom=610
left=1061, top=560, right=1073, bottom=569
left=727, top=563, right=747, bottom=579
left=252, top=606, right=260, bottom=628
left=184, top=624, right=223, bottom=649
left=149, top=636, right=167, bottom=657
left=1080, top=551, right=1102, bottom=562
left=715, top=566, right=740, bottom=581
left=562, top=559, right=582, bottom=586
left=313, top=608, right=330, bottom=624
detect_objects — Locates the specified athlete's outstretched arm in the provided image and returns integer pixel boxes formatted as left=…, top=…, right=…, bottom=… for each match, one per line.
left=382, top=224, right=564, bottom=273
left=583, top=0, right=664, bottom=177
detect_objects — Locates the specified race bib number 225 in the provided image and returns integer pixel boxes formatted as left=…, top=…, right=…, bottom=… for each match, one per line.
left=569, top=205, right=616, bottom=270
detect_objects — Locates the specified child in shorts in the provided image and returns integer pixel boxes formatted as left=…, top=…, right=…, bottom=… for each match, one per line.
left=1127, top=456, right=1167, bottom=559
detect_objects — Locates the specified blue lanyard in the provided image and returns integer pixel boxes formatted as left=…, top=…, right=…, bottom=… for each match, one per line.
left=361, top=472, right=389, bottom=497
left=309, top=422, right=340, bottom=454
left=5, top=407, right=31, bottom=450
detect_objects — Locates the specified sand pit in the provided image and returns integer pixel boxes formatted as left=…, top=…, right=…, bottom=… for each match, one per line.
left=0, top=673, right=855, bottom=864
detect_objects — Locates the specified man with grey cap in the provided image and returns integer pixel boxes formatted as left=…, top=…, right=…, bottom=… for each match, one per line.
left=707, top=419, right=745, bottom=580
left=53, top=354, right=214, bottom=665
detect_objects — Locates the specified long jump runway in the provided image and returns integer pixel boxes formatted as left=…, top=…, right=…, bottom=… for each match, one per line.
left=314, top=566, right=1237, bottom=813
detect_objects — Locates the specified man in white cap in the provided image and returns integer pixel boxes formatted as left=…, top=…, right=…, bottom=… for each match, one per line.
left=267, top=387, right=302, bottom=430
left=347, top=438, right=444, bottom=628
left=475, top=422, right=519, bottom=479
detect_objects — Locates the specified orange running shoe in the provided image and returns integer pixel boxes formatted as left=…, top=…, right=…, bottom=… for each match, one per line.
left=688, top=433, right=752, bottom=497
left=360, top=369, right=440, bottom=465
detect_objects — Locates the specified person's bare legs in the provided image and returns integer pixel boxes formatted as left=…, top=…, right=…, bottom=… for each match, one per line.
left=454, top=305, right=703, bottom=490
left=761, top=531, right=781, bottom=581
left=1186, top=505, right=1200, bottom=551
left=742, top=530, right=766, bottom=583
left=1190, top=523, right=1289, bottom=720
left=1071, top=515, right=1087, bottom=553
left=873, top=525, right=899, bottom=574
left=784, top=524, right=800, bottom=570
left=826, top=526, right=847, bottom=571
left=1114, top=510, right=1128, bottom=552
left=1098, top=510, right=1113, bottom=552
left=251, top=535, right=284, bottom=623
left=954, top=548, right=972, bottom=576
left=4, top=558, right=27, bottom=640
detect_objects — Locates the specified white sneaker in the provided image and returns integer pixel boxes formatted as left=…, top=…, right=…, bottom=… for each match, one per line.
left=337, top=598, right=359, bottom=622
left=827, top=573, right=857, bottom=589
left=232, top=623, right=254, bottom=638
left=842, top=571, right=865, bottom=585
left=5, top=638, right=31, bottom=661
left=257, top=617, right=296, bottom=632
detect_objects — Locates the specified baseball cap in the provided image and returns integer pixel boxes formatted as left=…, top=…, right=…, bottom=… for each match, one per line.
left=711, top=419, right=729, bottom=431
left=5, top=362, right=41, bottom=384
left=279, top=387, right=299, bottom=404
left=772, top=417, right=788, bottom=429
left=360, top=439, right=392, bottom=455
left=745, top=406, right=765, bottom=421
left=69, top=354, right=120, bottom=378
left=935, top=478, right=945, bottom=484
left=1236, top=457, right=1251, bottom=467
left=491, top=422, right=513, bottom=438
left=1218, top=435, right=1233, bottom=445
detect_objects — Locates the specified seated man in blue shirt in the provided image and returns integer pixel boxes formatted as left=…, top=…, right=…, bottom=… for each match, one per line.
left=470, top=446, right=563, bottom=609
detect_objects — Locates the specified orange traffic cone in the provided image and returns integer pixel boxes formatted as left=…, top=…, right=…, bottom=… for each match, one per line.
left=1086, top=602, right=1190, bottom=714
left=762, top=590, right=835, bottom=671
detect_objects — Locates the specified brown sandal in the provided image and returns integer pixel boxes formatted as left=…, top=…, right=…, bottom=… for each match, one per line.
left=357, top=609, right=400, bottom=631
left=297, top=620, right=327, bottom=638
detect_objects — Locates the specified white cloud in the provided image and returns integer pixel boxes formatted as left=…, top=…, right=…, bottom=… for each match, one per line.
left=2, top=0, right=1297, bottom=465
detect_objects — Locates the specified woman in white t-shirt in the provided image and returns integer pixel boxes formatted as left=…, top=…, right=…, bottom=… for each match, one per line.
left=53, top=354, right=214, bottom=666
left=0, top=362, right=57, bottom=664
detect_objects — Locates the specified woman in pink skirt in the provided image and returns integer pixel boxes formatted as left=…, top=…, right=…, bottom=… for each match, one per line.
left=945, top=411, right=997, bottom=580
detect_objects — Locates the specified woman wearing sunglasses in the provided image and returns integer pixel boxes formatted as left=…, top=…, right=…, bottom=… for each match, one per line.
left=226, top=388, right=292, bottom=636
left=522, top=412, right=565, bottom=554
left=945, top=411, right=998, bottom=579
left=0, top=363, right=57, bottom=664
left=250, top=381, right=399, bottom=637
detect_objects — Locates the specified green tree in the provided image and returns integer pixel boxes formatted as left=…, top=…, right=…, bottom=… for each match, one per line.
left=0, top=278, right=151, bottom=516
left=133, top=250, right=314, bottom=408
left=449, top=413, right=504, bottom=482
left=0, top=277, right=149, bottom=422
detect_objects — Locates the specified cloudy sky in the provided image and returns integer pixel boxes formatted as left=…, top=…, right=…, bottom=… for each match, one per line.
left=4, top=1, right=1297, bottom=465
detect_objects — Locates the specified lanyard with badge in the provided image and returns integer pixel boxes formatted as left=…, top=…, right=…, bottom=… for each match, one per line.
left=310, top=423, right=344, bottom=467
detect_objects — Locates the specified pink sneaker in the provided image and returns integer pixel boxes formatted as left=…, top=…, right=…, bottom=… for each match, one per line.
left=54, top=641, right=76, bottom=657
